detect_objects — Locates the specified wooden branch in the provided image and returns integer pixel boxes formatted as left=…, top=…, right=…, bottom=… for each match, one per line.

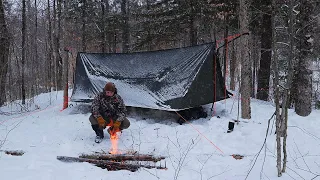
left=79, top=153, right=165, bottom=162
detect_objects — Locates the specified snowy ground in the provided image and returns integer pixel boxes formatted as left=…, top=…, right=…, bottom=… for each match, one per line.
left=1, top=91, right=320, bottom=180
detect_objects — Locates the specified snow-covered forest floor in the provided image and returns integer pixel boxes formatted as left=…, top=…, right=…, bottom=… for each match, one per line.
left=1, top=91, right=319, bottom=180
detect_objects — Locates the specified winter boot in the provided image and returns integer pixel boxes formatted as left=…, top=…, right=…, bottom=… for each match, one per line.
left=92, top=125, right=104, bottom=143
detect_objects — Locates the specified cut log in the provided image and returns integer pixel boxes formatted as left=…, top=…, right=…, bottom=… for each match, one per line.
left=57, top=156, right=167, bottom=172
left=79, top=153, right=165, bottom=162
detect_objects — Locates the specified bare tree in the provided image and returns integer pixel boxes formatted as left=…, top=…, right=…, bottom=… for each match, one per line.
left=0, top=0, right=10, bottom=106
left=239, top=0, right=251, bottom=119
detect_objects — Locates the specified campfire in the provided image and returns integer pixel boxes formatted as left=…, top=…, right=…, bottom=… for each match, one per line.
left=57, top=152, right=167, bottom=172
left=57, top=132, right=166, bottom=172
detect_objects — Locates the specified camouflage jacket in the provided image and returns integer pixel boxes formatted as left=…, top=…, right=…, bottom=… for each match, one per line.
left=91, top=92, right=127, bottom=122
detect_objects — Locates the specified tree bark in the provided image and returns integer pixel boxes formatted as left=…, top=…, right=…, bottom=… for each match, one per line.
left=294, top=0, right=314, bottom=116
left=0, top=0, right=10, bottom=106
left=257, top=0, right=272, bottom=101
left=239, top=0, right=251, bottom=119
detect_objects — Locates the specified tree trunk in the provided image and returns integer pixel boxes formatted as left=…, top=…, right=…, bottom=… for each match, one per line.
left=52, top=0, right=63, bottom=90
left=0, top=0, right=10, bottom=106
left=34, top=0, right=39, bottom=95
left=257, top=0, right=272, bottom=101
left=47, top=0, right=53, bottom=92
left=189, top=0, right=197, bottom=46
left=113, top=31, right=117, bottom=53
left=81, top=0, right=87, bottom=52
left=270, top=0, right=282, bottom=176
left=294, top=0, right=314, bottom=116
left=100, top=0, right=108, bottom=52
left=121, top=0, right=130, bottom=53
left=239, top=0, right=251, bottom=119
left=62, top=0, right=68, bottom=110
left=146, top=0, right=151, bottom=51
left=21, top=0, right=26, bottom=104
left=223, top=15, right=229, bottom=79
left=281, top=0, right=295, bottom=173
left=230, top=40, right=236, bottom=91
left=251, top=35, right=259, bottom=98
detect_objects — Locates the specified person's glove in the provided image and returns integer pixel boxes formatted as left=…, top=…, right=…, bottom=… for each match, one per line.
left=113, top=120, right=121, bottom=129
left=112, top=120, right=121, bottom=133
left=97, top=116, right=106, bottom=128
left=107, top=121, right=121, bottom=138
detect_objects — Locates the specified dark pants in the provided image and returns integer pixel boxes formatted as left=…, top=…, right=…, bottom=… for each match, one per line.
left=89, top=114, right=130, bottom=137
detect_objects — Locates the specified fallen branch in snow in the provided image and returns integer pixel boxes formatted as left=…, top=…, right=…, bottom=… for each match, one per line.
left=0, top=119, right=24, bottom=151
left=311, top=175, right=320, bottom=180
left=288, top=126, right=320, bottom=141
left=57, top=154, right=167, bottom=172
left=79, top=153, right=165, bottom=162
left=0, top=150, right=25, bottom=156
left=245, top=111, right=276, bottom=180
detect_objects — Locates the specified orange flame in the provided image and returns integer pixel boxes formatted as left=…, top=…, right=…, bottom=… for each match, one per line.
left=109, top=134, right=119, bottom=154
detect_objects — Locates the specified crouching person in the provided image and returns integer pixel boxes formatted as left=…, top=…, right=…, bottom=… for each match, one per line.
left=89, top=82, right=130, bottom=143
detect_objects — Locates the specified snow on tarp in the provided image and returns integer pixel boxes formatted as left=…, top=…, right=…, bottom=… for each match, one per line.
left=71, top=43, right=228, bottom=111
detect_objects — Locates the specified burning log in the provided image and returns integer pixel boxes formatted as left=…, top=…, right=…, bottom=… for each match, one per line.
left=79, top=153, right=165, bottom=162
left=57, top=155, right=167, bottom=172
